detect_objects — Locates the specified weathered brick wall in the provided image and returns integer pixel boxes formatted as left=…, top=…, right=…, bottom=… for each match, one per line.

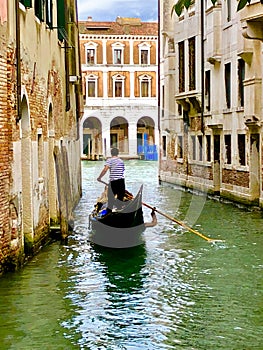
left=189, top=164, right=213, bottom=180
left=0, top=25, right=14, bottom=273
left=222, top=168, right=249, bottom=188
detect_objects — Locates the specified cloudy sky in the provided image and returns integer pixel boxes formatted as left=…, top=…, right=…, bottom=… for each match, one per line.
left=77, top=0, right=158, bottom=22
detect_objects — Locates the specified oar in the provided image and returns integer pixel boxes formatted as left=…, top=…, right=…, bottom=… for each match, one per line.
left=97, top=179, right=223, bottom=243
left=140, top=201, right=223, bottom=243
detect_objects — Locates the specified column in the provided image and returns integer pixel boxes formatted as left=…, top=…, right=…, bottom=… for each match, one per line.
left=129, top=39, right=134, bottom=64
left=103, top=70, right=108, bottom=98
left=128, top=122, right=137, bottom=157
left=130, top=71, right=135, bottom=98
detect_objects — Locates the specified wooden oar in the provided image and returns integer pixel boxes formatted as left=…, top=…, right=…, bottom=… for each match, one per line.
left=140, top=201, right=223, bottom=243
left=97, top=179, right=223, bottom=243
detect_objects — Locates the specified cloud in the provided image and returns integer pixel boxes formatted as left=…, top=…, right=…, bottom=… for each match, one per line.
left=77, top=0, right=158, bottom=22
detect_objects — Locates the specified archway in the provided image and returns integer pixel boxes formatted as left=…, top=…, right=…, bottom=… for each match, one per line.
left=110, top=117, right=129, bottom=154
left=47, top=103, right=57, bottom=223
left=83, top=117, right=102, bottom=160
left=137, top=116, right=155, bottom=146
left=20, top=95, right=34, bottom=245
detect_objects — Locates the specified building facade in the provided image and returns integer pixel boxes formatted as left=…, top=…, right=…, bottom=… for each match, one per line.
left=0, top=0, right=82, bottom=274
left=159, top=0, right=263, bottom=208
left=79, top=17, right=158, bottom=160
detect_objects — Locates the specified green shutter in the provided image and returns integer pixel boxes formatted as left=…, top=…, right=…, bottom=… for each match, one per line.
left=20, top=0, right=32, bottom=7
left=57, top=0, right=66, bottom=41
left=35, top=0, right=44, bottom=21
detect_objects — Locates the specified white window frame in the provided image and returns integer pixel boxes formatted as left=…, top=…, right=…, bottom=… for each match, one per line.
left=112, top=42, right=125, bottom=64
left=138, top=42, right=151, bottom=65
left=86, top=74, right=98, bottom=97
left=84, top=42, right=98, bottom=65
left=112, top=74, right=125, bottom=98
left=139, top=74, right=151, bottom=97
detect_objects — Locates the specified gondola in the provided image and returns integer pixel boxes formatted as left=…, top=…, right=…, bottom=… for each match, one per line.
left=89, top=185, right=146, bottom=248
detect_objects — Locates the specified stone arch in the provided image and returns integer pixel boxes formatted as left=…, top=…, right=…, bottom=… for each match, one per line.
left=137, top=116, right=156, bottom=146
left=47, top=102, right=57, bottom=222
left=83, top=117, right=103, bottom=160
left=110, top=117, right=129, bottom=154
left=20, top=94, right=34, bottom=246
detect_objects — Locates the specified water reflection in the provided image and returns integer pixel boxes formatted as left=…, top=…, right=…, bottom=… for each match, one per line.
left=91, top=244, right=147, bottom=294
left=0, top=161, right=262, bottom=350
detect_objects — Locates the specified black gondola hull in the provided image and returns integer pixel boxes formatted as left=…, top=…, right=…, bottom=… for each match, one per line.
left=89, top=186, right=145, bottom=248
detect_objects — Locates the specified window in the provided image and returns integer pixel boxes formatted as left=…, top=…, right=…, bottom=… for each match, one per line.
left=162, top=85, right=165, bottom=118
left=224, top=63, right=231, bottom=109
left=20, top=0, right=32, bottom=7
left=238, top=59, right=245, bottom=107
left=238, top=134, right=246, bottom=166
left=57, top=0, right=66, bottom=41
left=197, top=135, right=203, bottom=161
left=37, top=130, right=43, bottom=178
left=139, top=75, right=151, bottom=97
left=224, top=134, right=231, bottom=164
left=191, top=135, right=196, bottom=161
left=206, top=135, right=211, bottom=162
left=112, top=42, right=125, bottom=64
left=34, top=0, right=53, bottom=26
left=113, top=74, right=125, bottom=97
left=178, top=104, right=182, bottom=116
left=162, top=135, right=167, bottom=158
left=114, top=49, right=122, bottom=64
left=205, top=70, right=211, bottom=111
left=178, top=136, right=183, bottom=158
left=214, top=135, right=220, bottom=162
left=138, top=43, right=151, bottom=64
left=141, top=50, right=149, bottom=64
left=226, top=0, right=231, bottom=22
left=87, top=49, right=95, bottom=64
left=86, top=74, right=98, bottom=97
left=85, top=43, right=98, bottom=65
left=188, top=37, right=196, bottom=91
left=35, top=0, right=44, bottom=21
left=178, top=41, right=185, bottom=93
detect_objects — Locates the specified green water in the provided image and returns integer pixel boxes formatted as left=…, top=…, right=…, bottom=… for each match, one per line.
left=0, top=161, right=262, bottom=349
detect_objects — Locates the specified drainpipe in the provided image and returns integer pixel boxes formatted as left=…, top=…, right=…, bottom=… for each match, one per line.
left=74, top=0, right=83, bottom=140
left=200, top=0, right=205, bottom=134
left=15, top=0, right=21, bottom=122
left=157, top=0, right=161, bottom=184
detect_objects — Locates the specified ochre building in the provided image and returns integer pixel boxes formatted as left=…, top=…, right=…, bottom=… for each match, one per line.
left=79, top=17, right=158, bottom=160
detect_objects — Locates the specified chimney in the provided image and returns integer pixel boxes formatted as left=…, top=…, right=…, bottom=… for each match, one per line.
left=87, top=16, right=92, bottom=21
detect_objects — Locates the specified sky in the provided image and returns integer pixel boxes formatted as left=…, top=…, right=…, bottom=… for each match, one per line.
left=77, top=0, right=158, bottom=22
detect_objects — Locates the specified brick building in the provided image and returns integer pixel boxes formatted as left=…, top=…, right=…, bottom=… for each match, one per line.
left=159, top=0, right=263, bottom=208
left=79, top=17, right=158, bottom=160
left=0, top=0, right=83, bottom=274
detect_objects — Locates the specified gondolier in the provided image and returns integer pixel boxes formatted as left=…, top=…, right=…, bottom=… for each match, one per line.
left=97, top=147, right=125, bottom=211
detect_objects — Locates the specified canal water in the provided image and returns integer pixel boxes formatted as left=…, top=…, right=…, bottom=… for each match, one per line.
left=0, top=160, right=262, bottom=350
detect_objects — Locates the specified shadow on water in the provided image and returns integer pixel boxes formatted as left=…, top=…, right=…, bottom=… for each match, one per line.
left=90, top=243, right=147, bottom=295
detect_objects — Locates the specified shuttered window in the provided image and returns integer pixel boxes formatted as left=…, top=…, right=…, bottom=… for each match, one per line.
left=35, top=0, right=44, bottom=21
left=57, top=0, right=66, bottom=41
left=20, top=0, right=32, bottom=7
left=46, top=0, right=53, bottom=28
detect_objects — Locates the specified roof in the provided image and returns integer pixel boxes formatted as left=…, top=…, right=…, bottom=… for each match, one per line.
left=78, top=17, right=158, bottom=36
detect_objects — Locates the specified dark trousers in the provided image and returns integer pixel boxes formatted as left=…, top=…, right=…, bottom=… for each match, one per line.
left=108, top=178, right=125, bottom=209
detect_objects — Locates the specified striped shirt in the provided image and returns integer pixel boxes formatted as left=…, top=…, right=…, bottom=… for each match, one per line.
left=106, top=157, right=125, bottom=181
